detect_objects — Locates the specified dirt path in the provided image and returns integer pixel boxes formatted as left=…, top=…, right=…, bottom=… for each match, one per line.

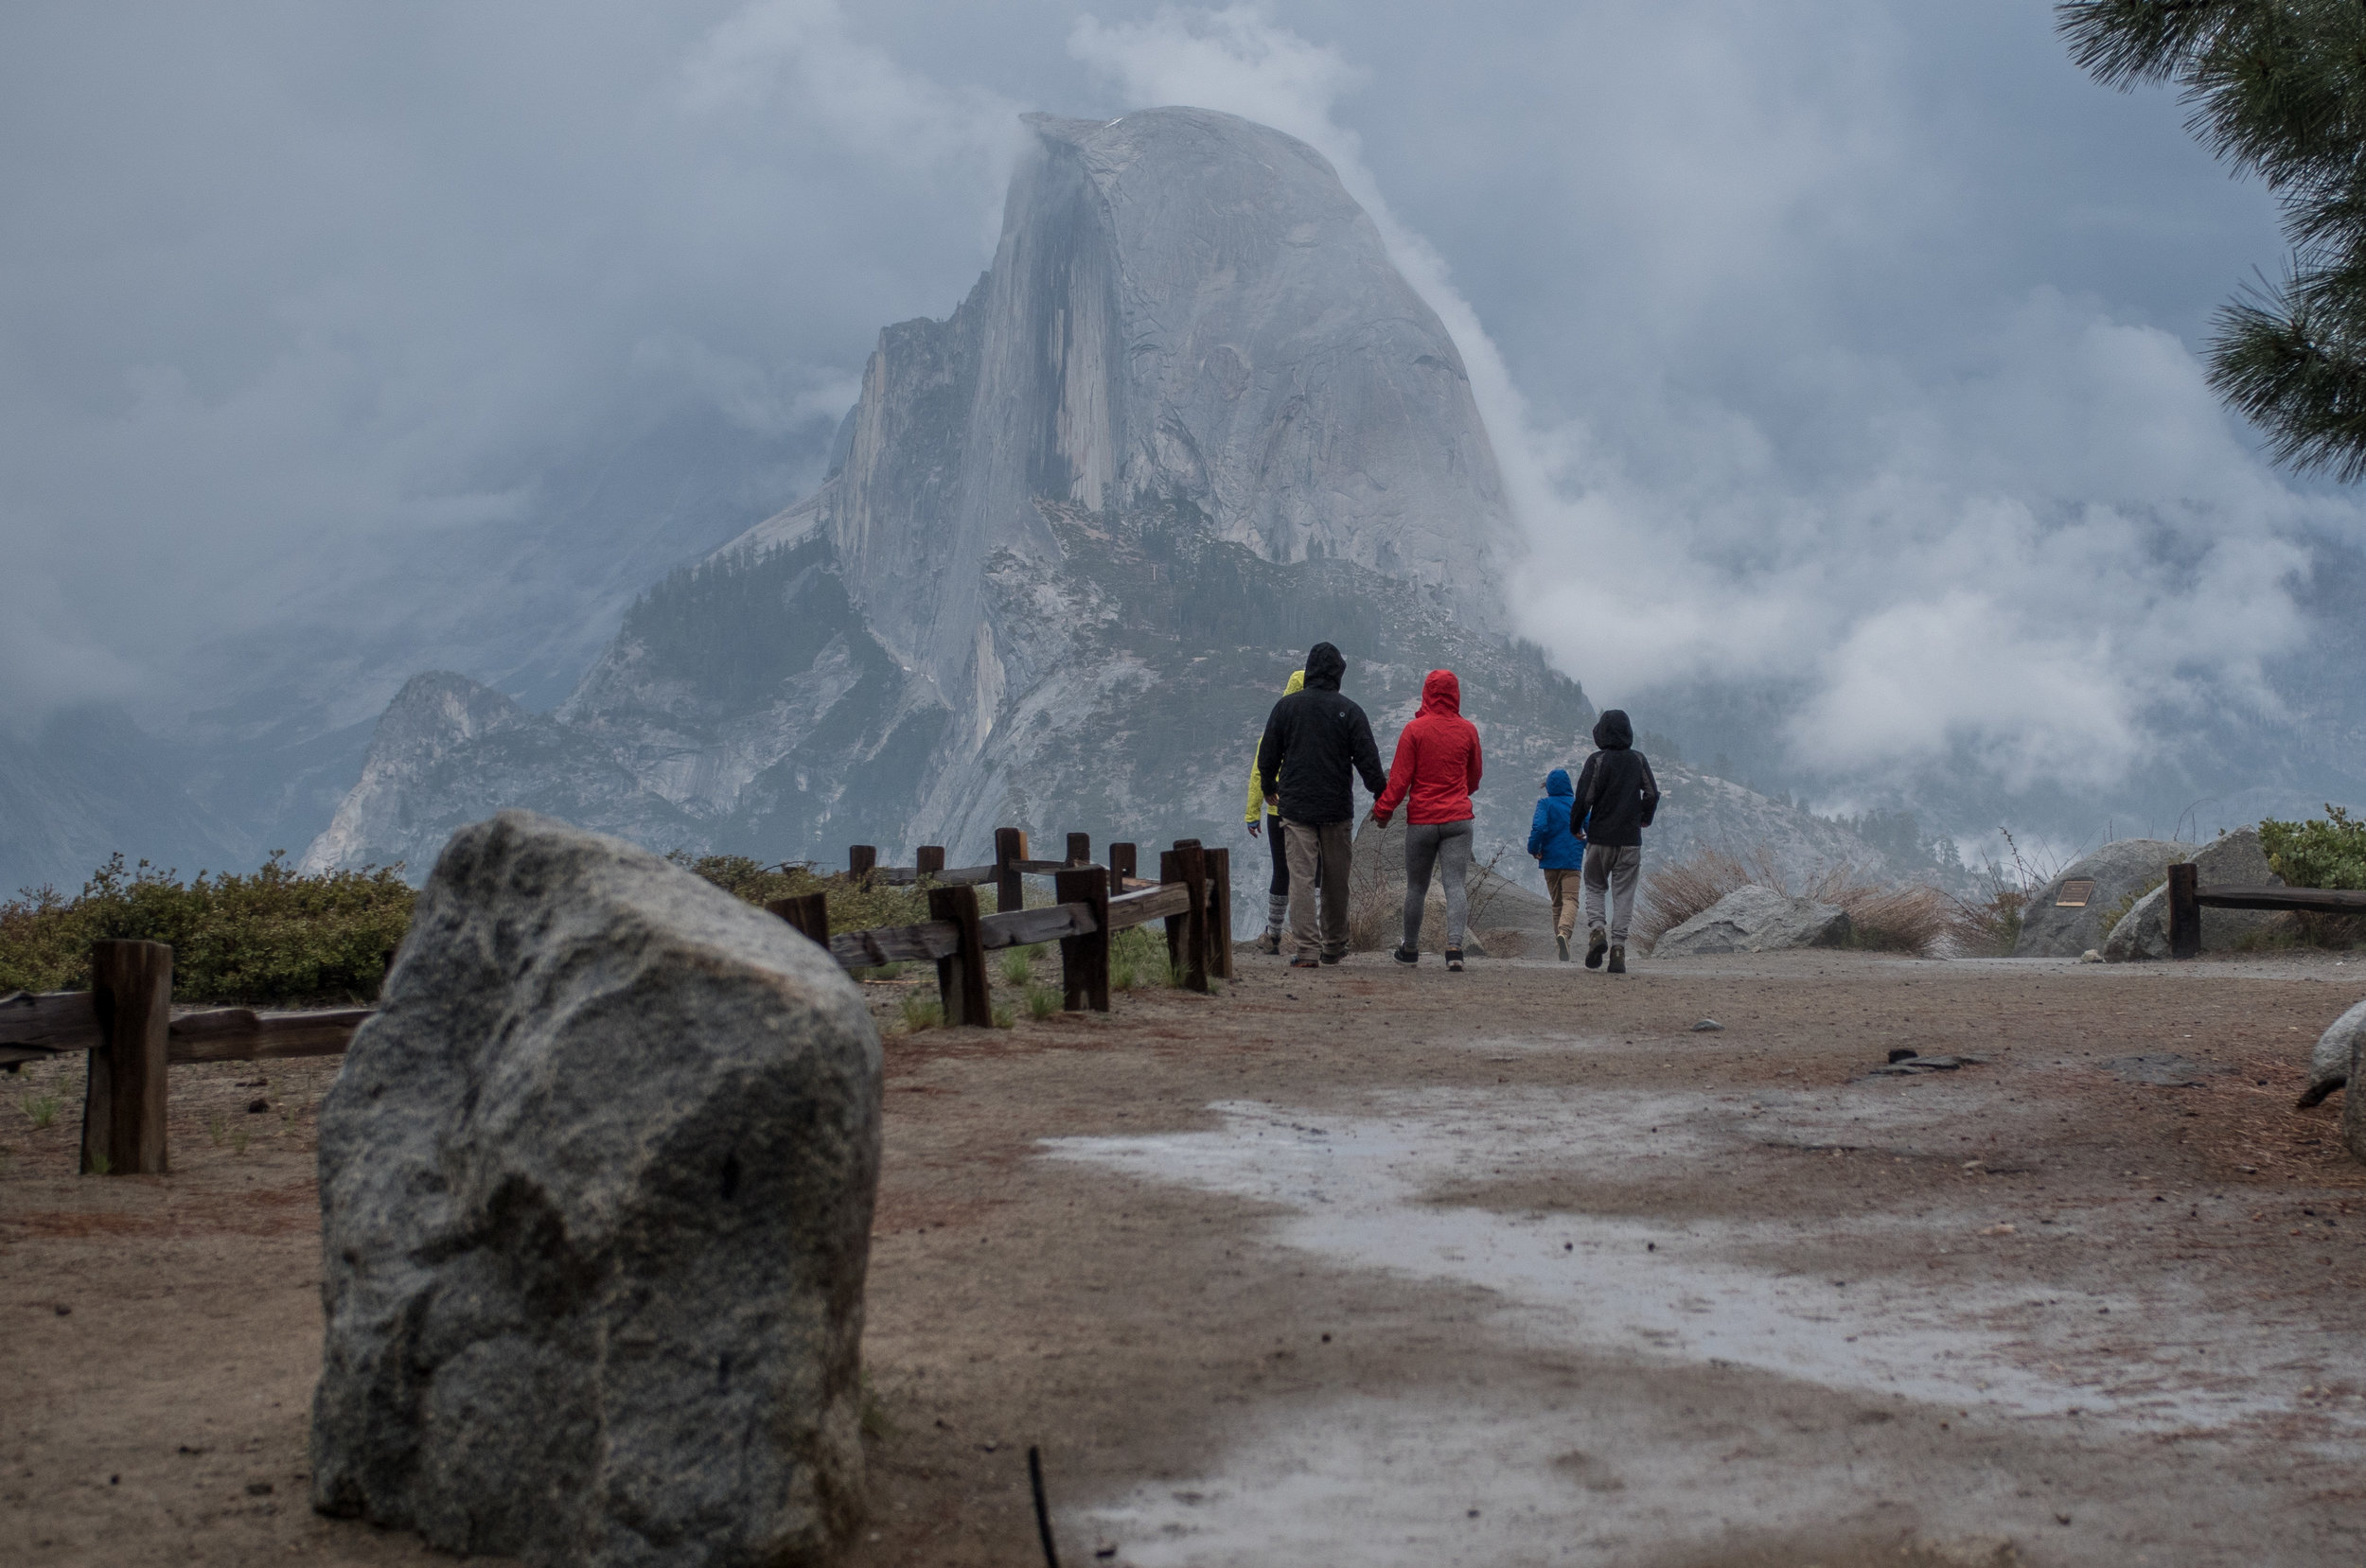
left=6, top=950, right=2364, bottom=1565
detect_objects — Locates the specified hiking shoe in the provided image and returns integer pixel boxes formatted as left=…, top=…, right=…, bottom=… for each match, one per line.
left=1607, top=943, right=1626, bottom=975
left=1290, top=954, right=1320, bottom=970
left=1392, top=946, right=1420, bottom=966
left=1257, top=928, right=1281, bottom=956
left=1318, top=951, right=1344, bottom=965
left=1584, top=930, right=1607, bottom=969
left=1444, top=949, right=1465, bottom=973
left=1555, top=934, right=1570, bottom=962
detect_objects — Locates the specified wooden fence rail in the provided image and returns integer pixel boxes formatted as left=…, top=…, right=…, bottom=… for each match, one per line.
left=4, top=827, right=1231, bottom=1173
left=2165, top=866, right=2366, bottom=959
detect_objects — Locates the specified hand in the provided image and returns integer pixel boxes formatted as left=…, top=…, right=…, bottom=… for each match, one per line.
left=1370, top=807, right=1390, bottom=826
left=1247, top=820, right=1261, bottom=838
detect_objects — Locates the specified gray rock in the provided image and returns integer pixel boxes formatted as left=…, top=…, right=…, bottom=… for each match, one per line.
left=2013, top=838, right=2187, bottom=958
left=310, top=811, right=882, bottom=1566
left=1652, top=884, right=1852, bottom=957
left=2301, top=996, right=2364, bottom=1107
left=2099, top=828, right=2292, bottom=961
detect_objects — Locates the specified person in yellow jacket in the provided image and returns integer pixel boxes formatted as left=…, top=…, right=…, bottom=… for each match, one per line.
left=1245, top=668, right=1306, bottom=953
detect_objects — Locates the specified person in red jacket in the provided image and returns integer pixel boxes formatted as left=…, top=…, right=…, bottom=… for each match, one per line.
left=1370, top=668, right=1483, bottom=970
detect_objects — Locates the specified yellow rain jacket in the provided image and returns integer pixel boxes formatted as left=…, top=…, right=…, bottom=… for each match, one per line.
left=1245, top=668, right=1306, bottom=822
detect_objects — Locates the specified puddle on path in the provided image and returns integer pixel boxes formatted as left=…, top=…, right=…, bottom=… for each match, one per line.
left=1044, top=1089, right=2354, bottom=1435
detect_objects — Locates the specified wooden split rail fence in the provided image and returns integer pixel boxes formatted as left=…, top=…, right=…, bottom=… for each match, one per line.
left=0, top=828, right=1232, bottom=1176
left=2163, top=865, right=2366, bottom=959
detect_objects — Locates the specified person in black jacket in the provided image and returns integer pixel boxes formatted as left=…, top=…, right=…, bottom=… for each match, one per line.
left=1256, top=641, right=1386, bottom=967
left=1570, top=709, right=1659, bottom=974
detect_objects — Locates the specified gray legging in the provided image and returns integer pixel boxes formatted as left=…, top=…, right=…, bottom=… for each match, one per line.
left=1403, top=819, right=1475, bottom=951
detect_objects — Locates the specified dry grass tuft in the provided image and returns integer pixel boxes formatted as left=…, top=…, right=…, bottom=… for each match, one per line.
left=1637, top=845, right=1950, bottom=956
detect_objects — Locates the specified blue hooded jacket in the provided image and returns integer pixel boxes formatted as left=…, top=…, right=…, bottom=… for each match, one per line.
left=1527, top=767, right=1587, bottom=869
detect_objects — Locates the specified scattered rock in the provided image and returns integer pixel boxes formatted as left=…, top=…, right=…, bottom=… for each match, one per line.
left=2101, top=827, right=2292, bottom=961
left=2078, top=949, right=2102, bottom=963
left=1863, top=1053, right=1986, bottom=1077
left=1888, top=1048, right=1919, bottom=1064
left=2299, top=997, right=2363, bottom=1107
left=310, top=811, right=883, bottom=1567
left=1652, top=885, right=1851, bottom=957
left=244, top=1098, right=270, bottom=1114
left=246, top=1480, right=274, bottom=1496
left=2015, top=838, right=2185, bottom=958
left=1691, top=1019, right=1724, bottom=1032
left=2103, top=1052, right=2228, bottom=1087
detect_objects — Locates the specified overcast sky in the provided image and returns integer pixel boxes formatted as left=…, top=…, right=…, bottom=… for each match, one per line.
left=3, top=0, right=2349, bottom=796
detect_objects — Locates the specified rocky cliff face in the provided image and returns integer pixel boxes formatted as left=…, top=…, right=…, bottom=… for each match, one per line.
left=309, top=108, right=1885, bottom=886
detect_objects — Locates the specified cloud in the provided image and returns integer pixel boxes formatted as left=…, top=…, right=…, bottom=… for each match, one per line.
left=1069, top=2, right=2352, bottom=798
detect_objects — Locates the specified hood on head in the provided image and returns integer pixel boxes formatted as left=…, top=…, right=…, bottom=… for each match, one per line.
left=1281, top=669, right=1305, bottom=695
left=1545, top=767, right=1572, bottom=797
left=1304, top=642, right=1346, bottom=691
left=1418, top=669, right=1460, bottom=716
left=1592, top=709, right=1633, bottom=750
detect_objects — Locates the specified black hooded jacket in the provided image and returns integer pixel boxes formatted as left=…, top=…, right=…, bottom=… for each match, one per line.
left=1256, top=642, right=1386, bottom=825
left=1570, top=709, right=1659, bottom=848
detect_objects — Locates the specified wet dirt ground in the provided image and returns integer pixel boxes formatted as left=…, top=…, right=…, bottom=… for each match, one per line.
left=5, top=948, right=2364, bottom=1566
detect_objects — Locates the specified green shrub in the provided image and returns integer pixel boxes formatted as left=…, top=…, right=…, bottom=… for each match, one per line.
left=2260, top=806, right=2366, bottom=890
left=1111, top=925, right=1174, bottom=987
left=670, top=854, right=932, bottom=933
left=0, top=853, right=415, bottom=1004
left=899, top=995, right=942, bottom=1032
left=1025, top=982, right=1061, bottom=1019
left=999, top=947, right=1034, bottom=987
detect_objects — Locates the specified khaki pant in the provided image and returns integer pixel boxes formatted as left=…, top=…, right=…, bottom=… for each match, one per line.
left=1281, top=818, right=1353, bottom=960
left=1543, top=866, right=1581, bottom=941
left=1581, top=843, right=1642, bottom=944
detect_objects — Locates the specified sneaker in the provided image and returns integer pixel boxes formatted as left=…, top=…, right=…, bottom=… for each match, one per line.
left=1392, top=946, right=1420, bottom=965
left=1555, top=934, right=1570, bottom=962
left=1290, top=954, right=1320, bottom=970
left=1444, top=949, right=1464, bottom=973
left=1257, top=928, right=1281, bottom=956
left=1584, top=930, right=1607, bottom=969
left=1607, top=943, right=1626, bottom=975
left=1318, top=951, right=1344, bottom=965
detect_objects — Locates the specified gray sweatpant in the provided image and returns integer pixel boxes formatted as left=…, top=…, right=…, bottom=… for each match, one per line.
left=1581, top=843, right=1642, bottom=944
left=1404, top=819, right=1474, bottom=952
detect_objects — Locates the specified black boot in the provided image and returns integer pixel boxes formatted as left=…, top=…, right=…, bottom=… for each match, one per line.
left=1607, top=943, right=1626, bottom=975
left=1584, top=929, right=1607, bottom=969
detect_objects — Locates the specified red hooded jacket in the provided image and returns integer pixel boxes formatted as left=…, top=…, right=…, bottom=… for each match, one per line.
left=1372, top=670, right=1483, bottom=825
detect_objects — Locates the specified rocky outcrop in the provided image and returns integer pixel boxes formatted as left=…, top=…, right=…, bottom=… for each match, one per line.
left=1651, top=884, right=1852, bottom=957
left=2302, top=997, right=2364, bottom=1107
left=311, top=811, right=881, bottom=1566
left=309, top=108, right=1582, bottom=882
left=2100, top=828, right=2292, bottom=961
left=2013, top=839, right=2187, bottom=959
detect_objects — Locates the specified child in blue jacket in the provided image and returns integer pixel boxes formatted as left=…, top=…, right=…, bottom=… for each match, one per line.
left=1527, top=767, right=1588, bottom=961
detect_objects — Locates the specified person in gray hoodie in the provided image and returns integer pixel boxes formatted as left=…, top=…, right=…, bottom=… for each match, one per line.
left=1569, top=710, right=1659, bottom=974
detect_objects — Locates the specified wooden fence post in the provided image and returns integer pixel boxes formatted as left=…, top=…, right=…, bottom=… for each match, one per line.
left=1066, top=832, right=1091, bottom=867
left=1207, top=846, right=1235, bottom=980
left=1054, top=866, right=1111, bottom=1013
left=1173, top=839, right=1209, bottom=993
left=929, top=884, right=990, bottom=1026
left=916, top=846, right=945, bottom=880
left=994, top=827, right=1030, bottom=914
left=767, top=893, right=831, bottom=946
left=1109, top=842, right=1137, bottom=894
left=2168, top=862, right=2200, bottom=960
left=848, top=845, right=877, bottom=888
left=83, top=939, right=170, bottom=1175
left=1159, top=849, right=1186, bottom=979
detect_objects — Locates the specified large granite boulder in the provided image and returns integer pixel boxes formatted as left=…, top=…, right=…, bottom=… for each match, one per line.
left=1652, top=884, right=1852, bottom=957
left=2013, top=838, right=2186, bottom=958
left=2100, top=828, right=2292, bottom=961
left=310, top=810, right=882, bottom=1566
left=2302, top=996, right=2364, bottom=1107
